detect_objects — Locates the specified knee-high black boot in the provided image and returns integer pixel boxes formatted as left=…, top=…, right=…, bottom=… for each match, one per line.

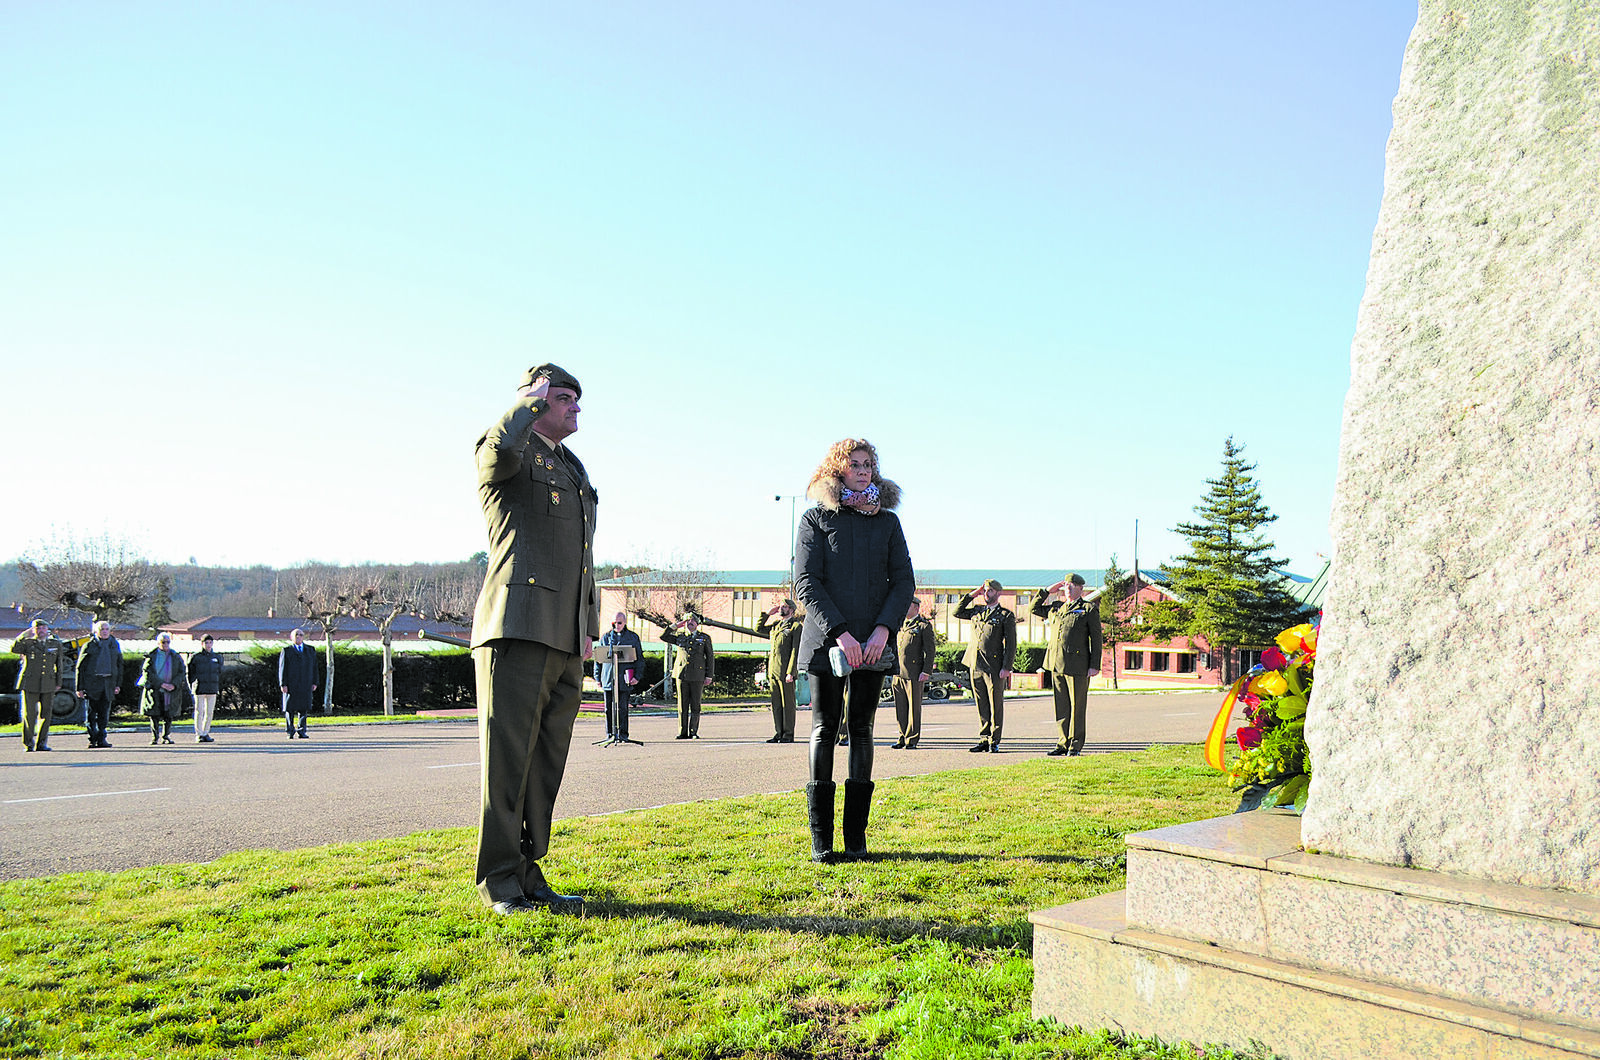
left=842, top=779, right=874, bottom=857
left=806, top=781, right=836, bottom=863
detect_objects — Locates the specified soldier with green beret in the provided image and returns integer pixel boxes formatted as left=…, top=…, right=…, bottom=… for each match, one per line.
left=471, top=362, right=598, bottom=915
left=891, top=598, right=937, bottom=749
left=10, top=619, right=63, bottom=752
left=662, top=614, right=715, bottom=739
left=1033, top=573, right=1103, bottom=756
left=955, top=578, right=1017, bottom=753
left=756, top=598, right=803, bottom=743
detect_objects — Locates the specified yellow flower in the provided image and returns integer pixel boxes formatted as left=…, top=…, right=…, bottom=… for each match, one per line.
left=1248, top=671, right=1288, bottom=697
left=1276, top=623, right=1318, bottom=656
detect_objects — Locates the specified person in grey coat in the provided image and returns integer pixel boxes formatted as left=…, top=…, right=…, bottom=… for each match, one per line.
left=793, top=438, right=915, bottom=863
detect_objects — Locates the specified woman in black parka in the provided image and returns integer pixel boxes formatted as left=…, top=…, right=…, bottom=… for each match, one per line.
left=793, top=438, right=915, bottom=862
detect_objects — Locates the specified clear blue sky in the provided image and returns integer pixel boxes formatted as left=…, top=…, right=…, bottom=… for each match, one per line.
left=2, top=1, right=1418, bottom=579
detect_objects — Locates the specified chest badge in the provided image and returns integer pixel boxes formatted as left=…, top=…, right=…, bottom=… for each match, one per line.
left=551, top=490, right=562, bottom=505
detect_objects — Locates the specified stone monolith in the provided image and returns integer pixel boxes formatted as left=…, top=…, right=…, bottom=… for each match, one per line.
left=1303, top=0, right=1600, bottom=893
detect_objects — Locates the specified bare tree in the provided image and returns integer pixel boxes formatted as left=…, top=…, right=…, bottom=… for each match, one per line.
left=350, top=573, right=430, bottom=717
left=422, top=571, right=481, bottom=628
left=295, top=570, right=362, bottom=715
left=17, top=531, right=154, bottom=630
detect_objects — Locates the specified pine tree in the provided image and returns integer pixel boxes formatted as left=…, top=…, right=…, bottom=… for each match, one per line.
left=145, top=575, right=173, bottom=634
left=1098, top=555, right=1138, bottom=690
left=1158, top=437, right=1307, bottom=682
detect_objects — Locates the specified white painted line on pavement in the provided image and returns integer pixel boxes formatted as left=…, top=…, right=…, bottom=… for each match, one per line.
left=5, top=787, right=171, bottom=805
left=428, top=762, right=479, bottom=770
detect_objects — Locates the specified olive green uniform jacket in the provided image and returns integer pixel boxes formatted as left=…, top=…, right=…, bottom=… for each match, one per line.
left=754, top=612, right=803, bottom=683
left=1032, top=591, right=1103, bottom=675
left=895, top=616, right=936, bottom=681
left=471, top=395, right=600, bottom=653
left=662, top=628, right=715, bottom=683
left=11, top=634, right=63, bottom=692
left=954, top=593, right=1017, bottom=676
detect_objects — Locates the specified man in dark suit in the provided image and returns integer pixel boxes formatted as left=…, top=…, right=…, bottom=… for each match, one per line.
left=1033, top=573, right=1103, bottom=756
left=955, top=579, right=1017, bottom=753
left=75, top=620, right=123, bottom=748
left=278, top=629, right=319, bottom=739
left=471, top=364, right=598, bottom=915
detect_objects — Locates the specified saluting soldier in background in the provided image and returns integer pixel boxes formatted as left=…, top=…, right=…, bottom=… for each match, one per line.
left=75, top=620, right=123, bottom=749
left=471, top=364, right=598, bottom=915
left=1033, top=573, right=1103, bottom=757
left=955, top=579, right=1017, bottom=753
left=891, top=598, right=936, bottom=749
left=11, top=619, right=62, bottom=752
left=662, top=614, right=714, bottom=739
left=755, top=598, right=803, bottom=743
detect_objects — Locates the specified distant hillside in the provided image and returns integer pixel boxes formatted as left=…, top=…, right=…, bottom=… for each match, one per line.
left=4, top=559, right=488, bottom=623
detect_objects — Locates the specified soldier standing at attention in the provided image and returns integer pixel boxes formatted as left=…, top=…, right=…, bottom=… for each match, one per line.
left=471, top=364, right=597, bottom=915
left=187, top=633, right=224, bottom=743
left=662, top=614, right=714, bottom=740
left=955, top=579, right=1017, bottom=753
left=891, top=599, right=936, bottom=749
left=75, top=620, right=123, bottom=749
left=11, top=619, right=62, bottom=752
left=1033, top=573, right=1103, bottom=757
left=755, top=598, right=803, bottom=743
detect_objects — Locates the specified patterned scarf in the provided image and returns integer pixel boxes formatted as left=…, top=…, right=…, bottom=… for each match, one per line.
left=841, top=483, right=880, bottom=514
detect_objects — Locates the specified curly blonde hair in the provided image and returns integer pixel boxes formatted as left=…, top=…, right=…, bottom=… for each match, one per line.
left=810, top=438, right=880, bottom=490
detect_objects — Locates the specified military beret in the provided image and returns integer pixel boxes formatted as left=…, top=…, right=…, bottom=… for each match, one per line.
left=1068, top=573, right=1086, bottom=586
left=982, top=578, right=1003, bottom=591
left=518, top=362, right=582, bottom=399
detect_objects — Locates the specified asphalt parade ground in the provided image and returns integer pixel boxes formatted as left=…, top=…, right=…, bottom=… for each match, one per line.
left=0, top=690, right=1224, bottom=881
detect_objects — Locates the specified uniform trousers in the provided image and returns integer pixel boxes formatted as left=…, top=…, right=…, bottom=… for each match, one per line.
left=1051, top=671, right=1091, bottom=753
left=769, top=676, right=796, bottom=740
left=891, top=676, right=924, bottom=746
left=677, top=679, right=703, bottom=737
left=193, top=693, right=217, bottom=739
left=972, top=671, right=1006, bottom=746
left=20, top=689, right=52, bottom=750
left=474, top=639, right=583, bottom=906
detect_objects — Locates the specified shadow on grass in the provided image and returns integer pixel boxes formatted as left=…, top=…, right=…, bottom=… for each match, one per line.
left=577, top=896, right=1039, bottom=950
left=864, top=850, right=1125, bottom=867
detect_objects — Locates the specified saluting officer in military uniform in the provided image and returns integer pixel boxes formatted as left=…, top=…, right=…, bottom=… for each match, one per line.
left=1033, top=573, right=1103, bottom=756
left=471, top=364, right=598, bottom=915
left=955, top=579, right=1017, bottom=753
left=11, top=619, right=62, bottom=752
left=662, top=614, right=714, bottom=739
left=756, top=598, right=803, bottom=743
left=891, top=598, right=936, bottom=749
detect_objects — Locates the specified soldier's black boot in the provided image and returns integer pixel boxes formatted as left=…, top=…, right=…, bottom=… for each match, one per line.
left=842, top=779, right=874, bottom=858
left=806, top=781, right=836, bottom=863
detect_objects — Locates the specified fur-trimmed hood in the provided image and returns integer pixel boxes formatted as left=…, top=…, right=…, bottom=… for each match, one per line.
left=806, top=475, right=901, bottom=512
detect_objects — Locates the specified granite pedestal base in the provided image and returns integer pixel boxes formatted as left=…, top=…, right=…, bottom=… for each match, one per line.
left=1031, top=813, right=1600, bottom=1059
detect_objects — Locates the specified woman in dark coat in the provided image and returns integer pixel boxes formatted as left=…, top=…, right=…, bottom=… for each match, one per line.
left=140, top=633, right=191, bottom=745
left=793, top=438, right=915, bottom=862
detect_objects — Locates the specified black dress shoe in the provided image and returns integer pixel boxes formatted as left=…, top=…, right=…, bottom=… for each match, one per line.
left=1047, top=747, right=1069, bottom=756
left=1068, top=749, right=1081, bottom=756
left=969, top=742, right=990, bottom=753
left=766, top=735, right=783, bottom=744
left=779, top=735, right=794, bottom=743
left=524, top=865, right=585, bottom=914
left=489, top=897, right=540, bottom=916
left=674, top=734, right=689, bottom=740
left=989, top=743, right=1001, bottom=753
left=297, top=730, right=309, bottom=739
left=891, top=738, right=905, bottom=749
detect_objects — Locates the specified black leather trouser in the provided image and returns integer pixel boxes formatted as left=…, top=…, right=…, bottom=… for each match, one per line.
left=808, top=669, right=883, bottom=784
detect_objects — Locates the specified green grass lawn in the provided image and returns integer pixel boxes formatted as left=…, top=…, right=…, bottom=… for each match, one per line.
left=0, top=746, right=1272, bottom=1060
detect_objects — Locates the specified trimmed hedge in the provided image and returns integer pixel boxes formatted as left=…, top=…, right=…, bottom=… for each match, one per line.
left=935, top=643, right=1048, bottom=675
